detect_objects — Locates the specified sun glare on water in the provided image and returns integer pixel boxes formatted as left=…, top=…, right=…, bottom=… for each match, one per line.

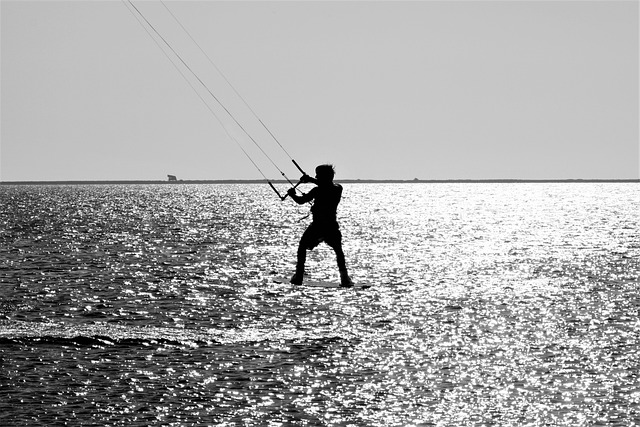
left=0, top=183, right=638, bottom=425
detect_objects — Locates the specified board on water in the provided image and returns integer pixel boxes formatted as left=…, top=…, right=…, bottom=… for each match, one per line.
left=273, top=277, right=372, bottom=290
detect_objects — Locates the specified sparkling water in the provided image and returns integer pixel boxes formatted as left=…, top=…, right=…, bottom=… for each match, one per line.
left=1, top=183, right=638, bottom=426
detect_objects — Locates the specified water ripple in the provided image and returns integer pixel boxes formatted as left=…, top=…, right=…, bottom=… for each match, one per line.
left=1, top=183, right=639, bottom=426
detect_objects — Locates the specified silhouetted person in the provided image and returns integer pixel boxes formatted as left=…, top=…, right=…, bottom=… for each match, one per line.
left=287, top=164, right=353, bottom=287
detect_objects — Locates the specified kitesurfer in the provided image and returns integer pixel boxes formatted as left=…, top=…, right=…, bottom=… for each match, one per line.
left=287, top=164, right=353, bottom=287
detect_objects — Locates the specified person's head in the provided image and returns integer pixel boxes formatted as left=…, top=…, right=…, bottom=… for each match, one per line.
left=315, top=164, right=335, bottom=183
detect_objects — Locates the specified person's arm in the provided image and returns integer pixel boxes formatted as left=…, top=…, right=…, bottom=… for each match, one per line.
left=300, top=174, right=317, bottom=185
left=288, top=186, right=315, bottom=205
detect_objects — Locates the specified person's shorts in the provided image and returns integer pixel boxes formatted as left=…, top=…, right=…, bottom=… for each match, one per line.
left=299, top=221, right=342, bottom=250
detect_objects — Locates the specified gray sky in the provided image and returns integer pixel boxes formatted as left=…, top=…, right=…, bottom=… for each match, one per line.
left=1, top=0, right=638, bottom=181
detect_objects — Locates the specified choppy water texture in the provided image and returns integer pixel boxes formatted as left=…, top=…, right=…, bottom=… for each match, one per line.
left=1, top=183, right=638, bottom=426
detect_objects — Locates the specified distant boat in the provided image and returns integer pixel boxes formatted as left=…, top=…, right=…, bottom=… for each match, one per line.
left=167, top=175, right=177, bottom=182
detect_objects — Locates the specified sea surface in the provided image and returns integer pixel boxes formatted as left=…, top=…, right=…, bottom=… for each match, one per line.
left=0, top=183, right=638, bottom=426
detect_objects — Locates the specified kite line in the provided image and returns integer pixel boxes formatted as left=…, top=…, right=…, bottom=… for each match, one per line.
left=122, top=0, right=306, bottom=199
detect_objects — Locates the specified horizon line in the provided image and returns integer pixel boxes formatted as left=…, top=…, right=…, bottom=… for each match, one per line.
left=1, top=178, right=639, bottom=185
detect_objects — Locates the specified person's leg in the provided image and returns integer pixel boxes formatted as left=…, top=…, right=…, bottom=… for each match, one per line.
left=290, top=242, right=306, bottom=284
left=336, top=246, right=352, bottom=287
left=326, top=227, right=352, bottom=287
left=291, top=224, right=317, bottom=285
left=333, top=244, right=347, bottom=273
left=334, top=245, right=352, bottom=286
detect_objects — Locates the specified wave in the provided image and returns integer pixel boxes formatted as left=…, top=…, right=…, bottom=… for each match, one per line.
left=0, top=319, right=348, bottom=348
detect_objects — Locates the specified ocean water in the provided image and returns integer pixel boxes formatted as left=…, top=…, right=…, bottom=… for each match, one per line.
left=0, top=183, right=638, bottom=426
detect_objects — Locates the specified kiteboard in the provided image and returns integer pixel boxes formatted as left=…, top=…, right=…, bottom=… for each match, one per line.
left=272, top=276, right=372, bottom=290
